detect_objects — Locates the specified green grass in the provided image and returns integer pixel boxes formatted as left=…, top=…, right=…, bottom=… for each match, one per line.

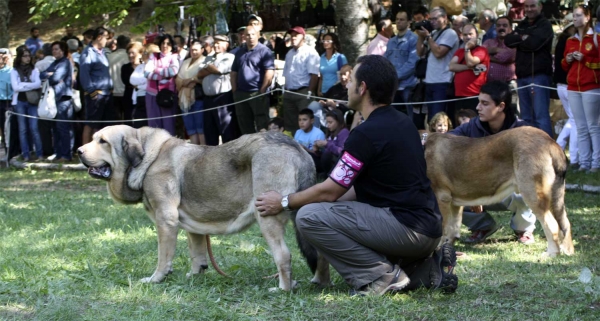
left=1, top=168, right=599, bottom=321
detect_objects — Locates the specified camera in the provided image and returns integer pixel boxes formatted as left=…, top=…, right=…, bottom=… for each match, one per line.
left=412, top=20, right=433, bottom=33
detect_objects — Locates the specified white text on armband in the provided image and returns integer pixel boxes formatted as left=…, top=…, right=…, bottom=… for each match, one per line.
left=329, top=151, right=364, bottom=188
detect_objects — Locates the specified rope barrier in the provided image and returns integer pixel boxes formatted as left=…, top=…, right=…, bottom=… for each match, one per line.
left=5, top=83, right=593, bottom=123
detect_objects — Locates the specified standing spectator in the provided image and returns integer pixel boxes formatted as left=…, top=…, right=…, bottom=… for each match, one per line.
left=479, top=9, right=497, bottom=44
left=0, top=50, right=12, bottom=151
left=174, top=35, right=188, bottom=64
left=25, top=28, right=43, bottom=56
left=562, top=5, right=600, bottom=173
left=60, top=25, right=83, bottom=48
left=282, top=26, right=320, bottom=135
left=11, top=46, right=42, bottom=161
left=412, top=6, right=429, bottom=23
left=176, top=40, right=207, bottom=145
left=554, top=20, right=578, bottom=168
left=385, top=9, right=418, bottom=121
left=122, top=42, right=143, bottom=128
left=231, top=26, right=275, bottom=135
left=108, top=35, right=131, bottom=123
left=40, top=41, right=73, bottom=162
left=82, top=29, right=94, bottom=47
left=318, top=33, right=347, bottom=97
left=200, top=35, right=239, bottom=145
left=452, top=15, right=468, bottom=47
left=482, top=16, right=516, bottom=83
left=448, top=24, right=490, bottom=114
left=67, top=39, right=81, bottom=64
left=312, top=109, right=350, bottom=175
left=367, top=19, right=393, bottom=56
left=247, top=14, right=266, bottom=44
left=144, top=34, right=180, bottom=136
left=129, top=44, right=158, bottom=129
left=230, top=26, right=247, bottom=55
left=416, top=7, right=459, bottom=119
left=505, top=0, right=554, bottom=137
left=34, top=43, right=55, bottom=158
left=79, top=27, right=114, bottom=144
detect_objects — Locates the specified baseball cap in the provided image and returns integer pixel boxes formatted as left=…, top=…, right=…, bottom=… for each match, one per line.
left=287, top=26, right=306, bottom=35
left=237, top=26, right=247, bottom=33
left=248, top=14, right=263, bottom=25
left=214, top=35, right=229, bottom=42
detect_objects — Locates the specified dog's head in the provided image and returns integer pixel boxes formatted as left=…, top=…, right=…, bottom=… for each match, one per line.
left=78, top=125, right=147, bottom=204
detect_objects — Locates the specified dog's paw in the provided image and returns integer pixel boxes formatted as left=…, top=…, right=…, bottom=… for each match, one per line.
left=310, top=276, right=333, bottom=287
left=541, top=251, right=559, bottom=259
left=186, top=268, right=208, bottom=279
left=140, top=276, right=159, bottom=283
left=268, top=287, right=281, bottom=293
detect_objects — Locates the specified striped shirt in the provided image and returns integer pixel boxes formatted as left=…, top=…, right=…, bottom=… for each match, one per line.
left=144, top=52, right=180, bottom=95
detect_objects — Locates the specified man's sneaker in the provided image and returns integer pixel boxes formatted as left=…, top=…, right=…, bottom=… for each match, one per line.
left=516, top=231, right=535, bottom=245
left=463, top=225, right=499, bottom=244
left=430, top=242, right=458, bottom=293
left=355, top=265, right=410, bottom=296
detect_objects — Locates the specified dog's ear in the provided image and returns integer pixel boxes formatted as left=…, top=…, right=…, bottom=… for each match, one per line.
left=122, top=136, right=145, bottom=168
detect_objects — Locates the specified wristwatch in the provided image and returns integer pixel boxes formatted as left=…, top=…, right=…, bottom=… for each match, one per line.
left=281, top=195, right=291, bottom=211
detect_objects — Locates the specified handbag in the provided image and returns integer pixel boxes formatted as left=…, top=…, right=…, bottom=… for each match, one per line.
left=72, top=89, right=82, bottom=112
left=25, top=90, right=41, bottom=105
left=38, top=81, right=57, bottom=119
left=154, top=53, right=176, bottom=108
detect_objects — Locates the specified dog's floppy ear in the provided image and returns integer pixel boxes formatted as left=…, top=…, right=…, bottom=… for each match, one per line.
left=122, top=136, right=145, bottom=168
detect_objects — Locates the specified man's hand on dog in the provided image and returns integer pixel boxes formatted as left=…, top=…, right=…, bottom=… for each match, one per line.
left=255, top=191, right=283, bottom=216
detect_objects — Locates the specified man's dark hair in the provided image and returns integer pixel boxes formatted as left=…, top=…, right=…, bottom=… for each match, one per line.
left=174, top=35, right=185, bottom=47
left=41, top=43, right=52, bottom=57
left=455, top=108, right=477, bottom=125
left=396, top=9, right=411, bottom=20
left=268, top=117, right=284, bottom=128
left=30, top=27, right=39, bottom=34
left=414, top=5, right=429, bottom=17
left=299, top=108, right=314, bottom=119
left=462, top=23, right=479, bottom=36
left=92, top=27, right=108, bottom=41
left=354, top=55, right=398, bottom=106
left=480, top=81, right=515, bottom=120
left=116, top=35, right=130, bottom=49
left=496, top=15, right=513, bottom=26
left=376, top=19, right=390, bottom=32
left=83, top=29, right=95, bottom=39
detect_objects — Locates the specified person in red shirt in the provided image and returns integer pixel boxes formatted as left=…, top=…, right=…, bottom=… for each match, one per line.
left=449, top=24, right=490, bottom=115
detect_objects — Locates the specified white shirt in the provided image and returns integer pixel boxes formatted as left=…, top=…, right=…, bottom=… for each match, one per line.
left=10, top=68, right=41, bottom=106
left=283, top=44, right=320, bottom=90
left=108, top=48, right=128, bottom=96
left=202, top=52, right=235, bottom=96
left=129, top=63, right=147, bottom=104
left=35, top=56, right=56, bottom=73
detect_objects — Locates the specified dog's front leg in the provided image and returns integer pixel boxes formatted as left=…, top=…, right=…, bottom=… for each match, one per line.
left=186, top=232, right=208, bottom=277
left=140, top=209, right=179, bottom=283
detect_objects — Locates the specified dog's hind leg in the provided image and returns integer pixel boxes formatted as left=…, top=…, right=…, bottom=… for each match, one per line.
left=437, top=192, right=462, bottom=245
left=186, top=232, right=208, bottom=278
left=257, top=213, right=294, bottom=291
left=551, top=180, right=574, bottom=255
left=310, top=252, right=332, bottom=287
left=521, top=181, right=561, bottom=257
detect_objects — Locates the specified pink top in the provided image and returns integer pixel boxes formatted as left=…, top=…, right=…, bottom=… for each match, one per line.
left=482, top=38, right=517, bottom=82
left=367, top=33, right=389, bottom=56
left=143, top=52, right=180, bottom=95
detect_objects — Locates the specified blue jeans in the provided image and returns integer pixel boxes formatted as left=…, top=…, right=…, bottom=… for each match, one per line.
left=15, top=100, right=43, bottom=159
left=425, top=83, right=449, bottom=119
left=393, top=87, right=414, bottom=122
left=517, top=75, right=553, bottom=137
left=182, top=100, right=204, bottom=135
left=53, top=98, right=73, bottom=160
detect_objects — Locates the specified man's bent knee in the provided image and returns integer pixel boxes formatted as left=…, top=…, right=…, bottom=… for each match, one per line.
left=296, top=203, right=328, bottom=232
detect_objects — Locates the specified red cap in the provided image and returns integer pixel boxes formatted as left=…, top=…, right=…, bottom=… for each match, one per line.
left=287, top=26, right=306, bottom=35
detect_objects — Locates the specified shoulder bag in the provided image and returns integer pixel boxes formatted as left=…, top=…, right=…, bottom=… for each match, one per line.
left=415, top=27, right=450, bottom=79
left=38, top=80, right=57, bottom=119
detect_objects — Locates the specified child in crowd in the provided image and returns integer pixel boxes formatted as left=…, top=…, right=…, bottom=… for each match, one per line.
left=313, top=109, right=349, bottom=174
left=455, top=109, right=477, bottom=126
left=267, top=117, right=292, bottom=138
left=429, top=112, right=453, bottom=134
left=294, top=108, right=325, bottom=153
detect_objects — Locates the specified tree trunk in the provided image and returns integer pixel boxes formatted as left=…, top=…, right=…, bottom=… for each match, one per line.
left=135, top=0, right=156, bottom=25
left=335, top=0, right=371, bottom=64
left=0, top=0, right=11, bottom=48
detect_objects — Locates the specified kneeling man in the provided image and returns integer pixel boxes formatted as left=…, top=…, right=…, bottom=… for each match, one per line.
left=256, top=55, right=453, bottom=295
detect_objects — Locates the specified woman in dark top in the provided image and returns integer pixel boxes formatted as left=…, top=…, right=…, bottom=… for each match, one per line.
left=122, top=42, right=148, bottom=128
left=40, top=41, right=73, bottom=162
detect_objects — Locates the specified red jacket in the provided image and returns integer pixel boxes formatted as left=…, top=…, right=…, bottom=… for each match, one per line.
left=562, top=32, right=600, bottom=92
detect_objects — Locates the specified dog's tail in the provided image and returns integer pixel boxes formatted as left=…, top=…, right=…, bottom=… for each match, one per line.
left=291, top=150, right=319, bottom=274
left=550, top=146, right=574, bottom=255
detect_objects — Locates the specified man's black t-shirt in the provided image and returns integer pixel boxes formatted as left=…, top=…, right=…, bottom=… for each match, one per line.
left=329, top=106, right=442, bottom=238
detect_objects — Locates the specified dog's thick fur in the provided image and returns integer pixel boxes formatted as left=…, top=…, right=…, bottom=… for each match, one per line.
left=425, top=126, right=574, bottom=257
left=78, top=125, right=316, bottom=290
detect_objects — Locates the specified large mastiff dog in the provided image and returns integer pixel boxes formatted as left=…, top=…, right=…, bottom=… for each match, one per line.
left=425, top=126, right=574, bottom=257
left=78, top=125, right=315, bottom=291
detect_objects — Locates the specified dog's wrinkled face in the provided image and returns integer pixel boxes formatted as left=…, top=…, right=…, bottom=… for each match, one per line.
left=78, top=126, right=129, bottom=181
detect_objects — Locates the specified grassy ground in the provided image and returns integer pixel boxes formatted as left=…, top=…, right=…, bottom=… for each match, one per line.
left=0, top=168, right=599, bottom=321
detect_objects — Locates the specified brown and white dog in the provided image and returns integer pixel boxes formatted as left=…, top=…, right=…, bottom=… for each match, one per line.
left=78, top=125, right=316, bottom=291
left=424, top=126, right=574, bottom=257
